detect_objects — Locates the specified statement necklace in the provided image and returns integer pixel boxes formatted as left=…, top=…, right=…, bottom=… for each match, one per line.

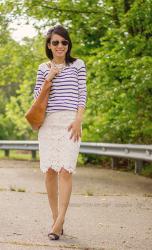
left=52, top=60, right=66, bottom=73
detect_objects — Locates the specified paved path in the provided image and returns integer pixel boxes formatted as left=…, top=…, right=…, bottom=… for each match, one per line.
left=0, top=159, right=152, bottom=250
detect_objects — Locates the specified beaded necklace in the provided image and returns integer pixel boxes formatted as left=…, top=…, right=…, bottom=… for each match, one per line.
left=52, top=60, right=66, bottom=73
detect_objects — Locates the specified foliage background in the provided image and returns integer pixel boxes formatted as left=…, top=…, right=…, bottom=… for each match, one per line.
left=0, top=0, right=152, bottom=145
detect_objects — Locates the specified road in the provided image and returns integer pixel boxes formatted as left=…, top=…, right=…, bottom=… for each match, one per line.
left=0, top=159, right=152, bottom=250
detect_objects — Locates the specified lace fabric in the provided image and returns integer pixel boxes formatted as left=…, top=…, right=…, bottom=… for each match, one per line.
left=38, top=110, right=82, bottom=174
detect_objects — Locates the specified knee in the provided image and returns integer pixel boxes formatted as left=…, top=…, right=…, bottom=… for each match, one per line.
left=59, top=167, right=72, bottom=180
left=45, top=167, right=58, bottom=180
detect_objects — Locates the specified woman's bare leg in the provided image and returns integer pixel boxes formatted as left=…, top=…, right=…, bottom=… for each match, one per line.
left=45, top=168, right=58, bottom=227
left=51, top=167, right=72, bottom=234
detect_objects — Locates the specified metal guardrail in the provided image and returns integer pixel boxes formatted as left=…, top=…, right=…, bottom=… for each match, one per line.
left=0, top=140, right=151, bottom=174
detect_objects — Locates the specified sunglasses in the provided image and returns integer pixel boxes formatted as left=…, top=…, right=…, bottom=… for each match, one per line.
left=50, top=40, right=69, bottom=46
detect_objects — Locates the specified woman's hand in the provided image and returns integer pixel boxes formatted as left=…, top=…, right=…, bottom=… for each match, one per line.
left=46, top=61, right=59, bottom=81
left=67, top=119, right=82, bottom=142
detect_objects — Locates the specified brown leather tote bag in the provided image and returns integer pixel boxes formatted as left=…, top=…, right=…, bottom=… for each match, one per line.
left=25, top=80, right=50, bottom=131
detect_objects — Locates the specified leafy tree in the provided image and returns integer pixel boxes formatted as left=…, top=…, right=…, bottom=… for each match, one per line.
left=0, top=0, right=151, bottom=144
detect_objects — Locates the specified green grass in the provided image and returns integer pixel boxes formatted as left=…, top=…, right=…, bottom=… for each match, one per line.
left=85, top=190, right=94, bottom=196
left=0, top=150, right=151, bottom=178
left=0, top=149, right=83, bottom=162
left=141, top=164, right=152, bottom=178
left=10, top=185, right=26, bottom=192
left=0, top=150, right=39, bottom=161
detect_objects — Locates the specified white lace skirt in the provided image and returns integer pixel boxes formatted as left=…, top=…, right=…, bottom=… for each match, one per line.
left=38, top=110, right=82, bottom=174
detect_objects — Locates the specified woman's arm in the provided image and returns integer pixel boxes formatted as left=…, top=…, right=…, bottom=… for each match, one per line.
left=75, top=107, right=85, bottom=123
left=77, top=60, right=87, bottom=109
left=33, top=63, right=58, bottom=100
left=68, top=60, right=87, bottom=142
left=33, top=65, right=45, bottom=99
left=75, top=60, right=87, bottom=122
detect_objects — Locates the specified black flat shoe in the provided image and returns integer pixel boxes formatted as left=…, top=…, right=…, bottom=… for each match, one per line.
left=48, top=232, right=60, bottom=240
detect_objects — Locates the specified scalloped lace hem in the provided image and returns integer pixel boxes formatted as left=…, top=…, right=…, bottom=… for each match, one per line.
left=40, top=165, right=76, bottom=174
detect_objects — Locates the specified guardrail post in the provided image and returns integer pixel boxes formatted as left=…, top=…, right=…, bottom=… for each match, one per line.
left=135, top=160, right=143, bottom=174
left=5, top=149, right=10, bottom=157
left=111, top=157, right=118, bottom=169
left=31, top=150, right=36, bottom=160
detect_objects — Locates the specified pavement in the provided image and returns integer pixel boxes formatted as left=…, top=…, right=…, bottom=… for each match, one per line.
left=0, top=159, right=152, bottom=250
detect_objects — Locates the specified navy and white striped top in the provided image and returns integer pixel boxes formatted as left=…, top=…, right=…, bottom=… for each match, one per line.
left=33, top=58, right=87, bottom=113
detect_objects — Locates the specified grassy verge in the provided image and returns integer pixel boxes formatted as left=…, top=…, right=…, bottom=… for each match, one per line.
left=140, top=163, right=152, bottom=178
left=0, top=150, right=151, bottom=178
left=0, top=150, right=39, bottom=161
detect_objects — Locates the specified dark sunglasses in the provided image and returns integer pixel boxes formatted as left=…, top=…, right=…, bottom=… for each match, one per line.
left=50, top=40, right=69, bottom=46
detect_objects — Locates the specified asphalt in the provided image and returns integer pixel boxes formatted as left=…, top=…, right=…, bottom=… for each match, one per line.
left=0, top=159, right=152, bottom=250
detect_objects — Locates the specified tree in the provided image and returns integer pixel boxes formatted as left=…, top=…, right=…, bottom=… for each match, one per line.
left=0, top=0, right=152, bottom=144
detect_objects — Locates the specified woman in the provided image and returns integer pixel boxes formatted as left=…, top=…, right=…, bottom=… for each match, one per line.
left=33, top=25, right=87, bottom=240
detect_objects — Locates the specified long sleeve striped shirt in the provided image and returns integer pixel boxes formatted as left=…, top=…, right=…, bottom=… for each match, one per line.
left=33, top=58, right=87, bottom=113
